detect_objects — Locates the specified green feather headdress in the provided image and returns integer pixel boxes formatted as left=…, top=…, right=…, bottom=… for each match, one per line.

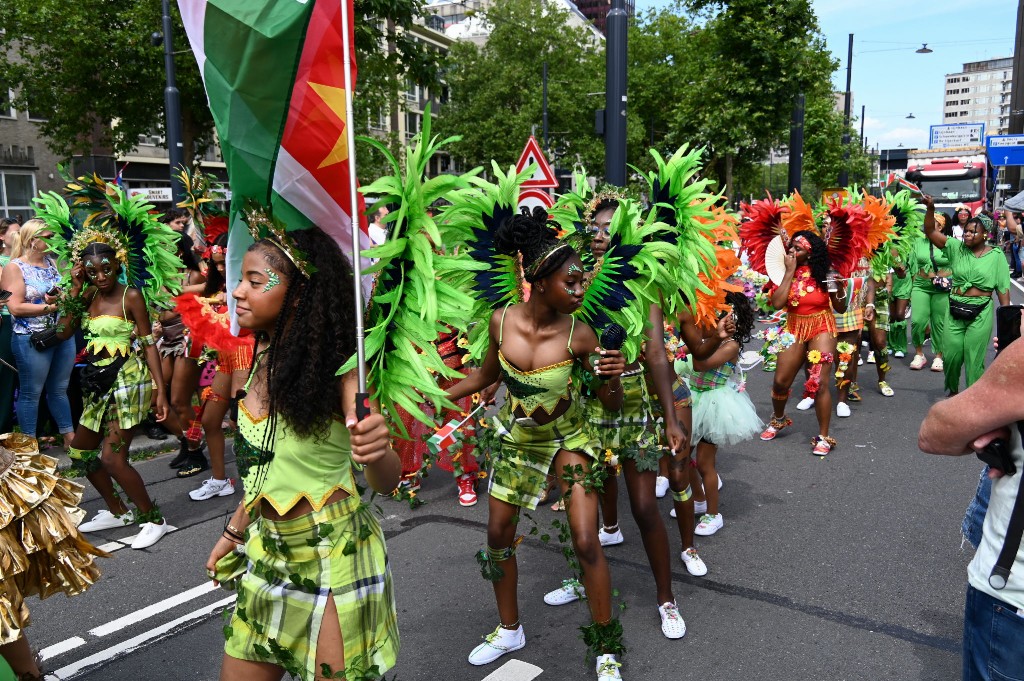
left=635, top=145, right=721, bottom=319
left=34, top=186, right=184, bottom=310
left=439, top=163, right=536, bottom=362
left=575, top=197, right=681, bottom=363
left=338, top=111, right=484, bottom=433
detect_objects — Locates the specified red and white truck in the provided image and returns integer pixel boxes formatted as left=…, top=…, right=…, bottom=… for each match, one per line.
left=904, top=146, right=991, bottom=215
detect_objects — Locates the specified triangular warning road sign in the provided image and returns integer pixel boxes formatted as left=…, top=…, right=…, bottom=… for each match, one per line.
left=515, top=136, right=559, bottom=188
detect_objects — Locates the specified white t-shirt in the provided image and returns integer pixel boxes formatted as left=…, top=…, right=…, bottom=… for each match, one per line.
left=368, top=223, right=387, bottom=247
left=968, top=425, right=1024, bottom=608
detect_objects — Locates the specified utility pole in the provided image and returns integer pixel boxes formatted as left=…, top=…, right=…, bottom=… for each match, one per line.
left=838, top=33, right=853, bottom=187
left=542, top=61, right=549, bottom=154
left=604, top=0, right=628, bottom=186
left=1007, top=0, right=1024, bottom=191
left=788, top=94, right=805, bottom=193
left=161, top=0, right=185, bottom=203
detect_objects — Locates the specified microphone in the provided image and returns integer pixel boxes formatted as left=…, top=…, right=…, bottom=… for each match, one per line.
left=597, top=323, right=625, bottom=380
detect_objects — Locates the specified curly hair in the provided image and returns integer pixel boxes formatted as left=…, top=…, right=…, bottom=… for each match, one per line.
left=495, top=206, right=574, bottom=282
left=725, top=290, right=754, bottom=345
left=249, top=228, right=357, bottom=443
left=201, top=232, right=228, bottom=297
left=793, top=230, right=830, bottom=288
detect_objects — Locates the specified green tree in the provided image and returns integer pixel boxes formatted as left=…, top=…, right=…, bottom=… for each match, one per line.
left=436, top=0, right=637, bottom=176
left=630, top=0, right=838, bottom=199
left=0, top=0, right=442, bottom=167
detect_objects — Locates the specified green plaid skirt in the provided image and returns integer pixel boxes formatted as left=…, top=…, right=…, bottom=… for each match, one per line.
left=79, top=353, right=152, bottom=433
left=224, top=496, right=399, bottom=680
left=488, top=402, right=599, bottom=510
left=586, top=370, right=661, bottom=472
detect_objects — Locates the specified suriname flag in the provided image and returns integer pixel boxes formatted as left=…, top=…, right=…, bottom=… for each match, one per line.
left=177, top=0, right=370, bottom=294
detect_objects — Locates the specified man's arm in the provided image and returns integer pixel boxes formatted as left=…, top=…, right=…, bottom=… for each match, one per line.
left=919, top=339, right=1024, bottom=455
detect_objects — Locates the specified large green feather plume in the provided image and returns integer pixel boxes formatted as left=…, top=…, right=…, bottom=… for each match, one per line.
left=339, top=110, right=484, bottom=434
left=438, top=163, right=537, bottom=362
left=635, top=145, right=721, bottom=319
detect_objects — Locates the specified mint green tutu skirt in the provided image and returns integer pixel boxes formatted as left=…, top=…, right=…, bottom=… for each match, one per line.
left=691, top=384, right=764, bottom=447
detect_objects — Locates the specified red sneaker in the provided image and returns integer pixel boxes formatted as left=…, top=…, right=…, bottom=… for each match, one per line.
left=457, top=473, right=478, bottom=507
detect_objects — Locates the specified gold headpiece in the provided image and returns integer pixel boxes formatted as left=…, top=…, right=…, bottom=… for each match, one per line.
left=69, top=226, right=129, bottom=266
left=242, top=204, right=316, bottom=278
left=583, top=189, right=626, bottom=229
left=524, top=242, right=574, bottom=281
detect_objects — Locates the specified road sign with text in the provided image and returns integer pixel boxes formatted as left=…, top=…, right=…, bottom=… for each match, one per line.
left=987, top=135, right=1024, bottom=167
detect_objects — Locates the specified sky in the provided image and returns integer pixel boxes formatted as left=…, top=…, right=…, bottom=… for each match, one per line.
left=634, top=0, right=1017, bottom=152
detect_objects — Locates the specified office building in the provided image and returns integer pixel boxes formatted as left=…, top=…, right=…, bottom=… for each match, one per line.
left=943, top=57, right=1014, bottom=135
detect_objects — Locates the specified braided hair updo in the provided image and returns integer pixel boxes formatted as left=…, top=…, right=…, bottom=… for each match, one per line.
left=495, top=206, right=575, bottom=283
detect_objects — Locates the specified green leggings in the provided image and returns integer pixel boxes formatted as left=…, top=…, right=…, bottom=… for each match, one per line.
left=910, top=280, right=948, bottom=354
left=888, top=319, right=908, bottom=354
left=942, top=297, right=994, bottom=394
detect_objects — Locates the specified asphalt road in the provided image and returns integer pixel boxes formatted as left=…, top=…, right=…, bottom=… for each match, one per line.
left=31, top=288, right=1024, bottom=681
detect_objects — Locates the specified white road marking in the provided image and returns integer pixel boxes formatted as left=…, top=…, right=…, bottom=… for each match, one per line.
left=88, top=582, right=218, bottom=637
left=480, top=659, right=544, bottom=681
left=38, top=637, right=86, bottom=661
left=47, top=595, right=236, bottom=680
left=1012, top=278, right=1024, bottom=296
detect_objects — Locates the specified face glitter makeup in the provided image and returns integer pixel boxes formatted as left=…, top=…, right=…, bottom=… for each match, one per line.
left=263, top=269, right=281, bottom=293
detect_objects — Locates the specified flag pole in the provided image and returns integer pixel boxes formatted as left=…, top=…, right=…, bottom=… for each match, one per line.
left=338, top=0, right=370, bottom=420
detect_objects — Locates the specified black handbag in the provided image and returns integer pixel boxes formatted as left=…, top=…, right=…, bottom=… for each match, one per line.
left=929, top=244, right=951, bottom=293
left=79, top=354, right=130, bottom=397
left=948, top=297, right=989, bottom=322
left=29, top=328, right=61, bottom=351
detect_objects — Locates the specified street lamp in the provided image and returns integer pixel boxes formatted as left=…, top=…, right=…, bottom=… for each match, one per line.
left=916, top=43, right=933, bottom=54
left=906, top=113, right=916, bottom=119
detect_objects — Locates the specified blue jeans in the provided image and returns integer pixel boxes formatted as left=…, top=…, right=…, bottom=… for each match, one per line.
left=10, top=332, right=75, bottom=437
left=963, top=584, right=1024, bottom=680
left=963, top=467, right=993, bottom=550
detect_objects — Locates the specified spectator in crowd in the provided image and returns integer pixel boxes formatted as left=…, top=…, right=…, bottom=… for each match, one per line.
left=0, top=218, right=21, bottom=432
left=0, top=219, right=75, bottom=446
left=368, top=206, right=389, bottom=247
left=919, top=339, right=1024, bottom=681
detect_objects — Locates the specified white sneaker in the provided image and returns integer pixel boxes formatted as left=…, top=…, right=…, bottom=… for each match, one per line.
left=681, top=547, right=707, bottom=576
left=596, top=654, right=622, bottom=680
left=468, top=625, right=526, bottom=665
left=894, top=350, right=906, bottom=358
left=909, top=354, right=927, bottom=370
left=796, top=396, right=814, bottom=411
left=857, top=356, right=864, bottom=365
left=866, top=351, right=876, bottom=364
left=693, top=499, right=707, bottom=515
left=79, top=509, right=134, bottom=533
left=717, top=475, right=723, bottom=490
left=658, top=601, right=686, bottom=639
left=836, top=402, right=851, bottom=418
left=654, top=476, right=669, bottom=498
left=931, top=356, right=944, bottom=372
left=189, top=477, right=236, bottom=501
left=598, top=526, right=624, bottom=546
left=694, top=513, right=724, bottom=536
left=669, top=507, right=677, bottom=518
left=131, top=520, right=170, bottom=549
left=544, top=578, right=585, bottom=605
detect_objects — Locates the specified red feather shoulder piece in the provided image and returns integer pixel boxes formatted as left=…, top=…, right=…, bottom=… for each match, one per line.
left=822, top=199, right=871, bottom=279
left=739, top=196, right=786, bottom=275
left=860, top=191, right=896, bottom=254
left=174, top=293, right=250, bottom=355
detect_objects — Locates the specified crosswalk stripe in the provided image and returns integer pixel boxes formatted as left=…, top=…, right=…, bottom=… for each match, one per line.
left=47, top=595, right=236, bottom=680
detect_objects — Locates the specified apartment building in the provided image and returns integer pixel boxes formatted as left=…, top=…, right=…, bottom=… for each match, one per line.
left=942, top=57, right=1014, bottom=135
left=572, top=0, right=635, bottom=35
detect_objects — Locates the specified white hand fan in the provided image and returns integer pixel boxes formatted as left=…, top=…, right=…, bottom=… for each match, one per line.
left=765, top=235, right=788, bottom=286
